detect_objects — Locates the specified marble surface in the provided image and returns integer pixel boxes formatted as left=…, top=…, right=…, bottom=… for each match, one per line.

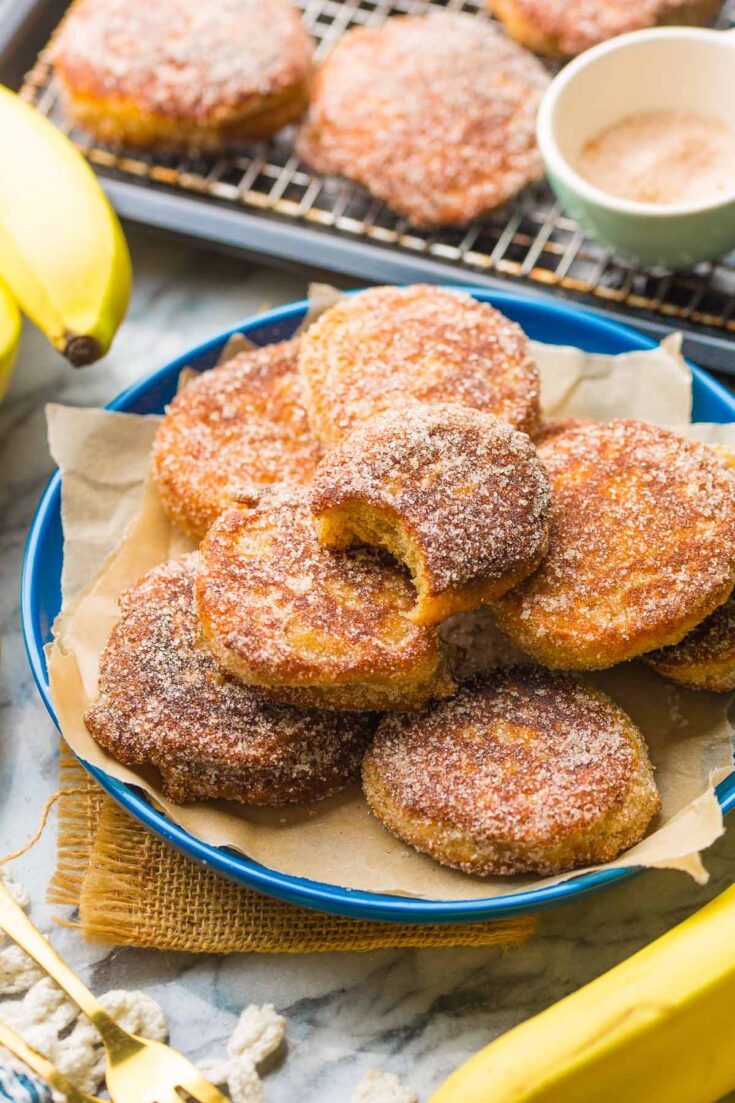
left=1, top=227, right=735, bottom=1102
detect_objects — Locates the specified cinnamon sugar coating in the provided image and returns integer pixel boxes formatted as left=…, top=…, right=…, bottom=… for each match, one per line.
left=299, top=285, right=541, bottom=449
left=152, top=339, right=320, bottom=540
left=196, top=488, right=455, bottom=711
left=493, top=420, right=735, bottom=669
left=489, top=0, right=722, bottom=58
left=52, top=0, right=313, bottom=150
left=644, top=444, right=735, bottom=692
left=296, top=13, right=549, bottom=227
left=85, top=556, right=372, bottom=805
left=311, top=404, right=551, bottom=625
left=363, top=666, right=660, bottom=876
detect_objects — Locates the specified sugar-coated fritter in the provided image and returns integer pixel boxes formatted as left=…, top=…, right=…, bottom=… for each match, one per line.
left=152, top=339, right=320, bottom=540
left=489, top=0, right=722, bottom=58
left=363, top=666, right=660, bottom=876
left=85, top=556, right=373, bottom=805
left=299, top=285, right=541, bottom=448
left=493, top=420, right=735, bottom=669
left=53, top=0, right=313, bottom=150
left=311, top=404, right=551, bottom=625
left=196, top=488, right=455, bottom=711
left=297, top=13, right=549, bottom=227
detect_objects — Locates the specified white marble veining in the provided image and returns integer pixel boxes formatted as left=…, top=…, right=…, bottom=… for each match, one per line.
left=1, top=228, right=735, bottom=1101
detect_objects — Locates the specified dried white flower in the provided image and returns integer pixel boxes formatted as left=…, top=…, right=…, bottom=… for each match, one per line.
left=226, top=1004, right=286, bottom=1067
left=198, top=1004, right=286, bottom=1102
left=99, top=991, right=168, bottom=1043
left=227, top=1057, right=262, bottom=1103
left=21, top=978, right=78, bottom=1034
left=0, top=946, right=43, bottom=997
left=42, top=1019, right=105, bottom=1096
left=351, top=1067, right=417, bottom=1103
left=196, top=1059, right=230, bottom=1085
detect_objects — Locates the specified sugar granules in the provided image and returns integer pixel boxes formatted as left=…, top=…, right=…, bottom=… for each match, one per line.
left=575, top=110, right=735, bottom=207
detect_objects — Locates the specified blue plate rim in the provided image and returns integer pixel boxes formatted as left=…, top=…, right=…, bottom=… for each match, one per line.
left=20, top=287, right=735, bottom=923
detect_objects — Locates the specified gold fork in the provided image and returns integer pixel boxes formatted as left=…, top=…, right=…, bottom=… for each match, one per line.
left=0, top=1018, right=103, bottom=1103
left=0, top=881, right=228, bottom=1103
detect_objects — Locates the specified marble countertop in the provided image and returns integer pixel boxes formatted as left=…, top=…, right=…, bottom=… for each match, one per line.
left=1, top=227, right=735, bottom=1101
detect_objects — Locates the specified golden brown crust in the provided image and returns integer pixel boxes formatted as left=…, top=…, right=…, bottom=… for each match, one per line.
left=55, top=80, right=312, bottom=152
left=708, top=442, right=735, bottom=473
left=196, top=488, right=455, bottom=710
left=296, top=13, right=549, bottom=227
left=85, top=555, right=373, bottom=805
left=532, top=417, right=596, bottom=446
left=645, top=591, right=735, bottom=691
left=489, top=0, right=722, bottom=58
left=492, top=420, right=735, bottom=670
left=645, top=443, right=735, bottom=692
left=362, top=666, right=660, bottom=876
left=152, top=339, right=320, bottom=541
left=52, top=0, right=313, bottom=150
left=311, top=404, right=551, bottom=625
left=249, top=667, right=456, bottom=713
left=299, top=285, right=541, bottom=449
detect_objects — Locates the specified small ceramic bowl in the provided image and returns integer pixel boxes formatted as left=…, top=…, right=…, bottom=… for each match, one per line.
left=537, top=27, right=735, bottom=268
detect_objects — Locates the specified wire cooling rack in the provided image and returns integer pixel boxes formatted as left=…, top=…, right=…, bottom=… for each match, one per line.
left=18, top=0, right=735, bottom=371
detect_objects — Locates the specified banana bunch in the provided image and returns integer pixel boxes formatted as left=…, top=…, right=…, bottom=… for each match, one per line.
left=0, top=85, right=131, bottom=394
left=430, top=882, right=735, bottom=1103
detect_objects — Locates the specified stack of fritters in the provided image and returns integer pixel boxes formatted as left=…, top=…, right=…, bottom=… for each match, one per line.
left=52, top=3, right=551, bottom=225
left=53, top=2, right=724, bottom=228
left=87, top=284, right=735, bottom=877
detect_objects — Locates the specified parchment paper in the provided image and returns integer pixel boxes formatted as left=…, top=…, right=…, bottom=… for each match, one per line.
left=45, top=310, right=734, bottom=899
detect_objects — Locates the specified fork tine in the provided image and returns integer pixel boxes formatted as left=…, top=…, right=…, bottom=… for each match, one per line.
left=177, top=1075, right=230, bottom=1103
left=1, top=883, right=233, bottom=1103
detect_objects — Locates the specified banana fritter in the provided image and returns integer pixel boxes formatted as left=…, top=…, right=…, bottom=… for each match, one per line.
left=493, top=420, right=735, bottom=669
left=299, top=285, right=541, bottom=448
left=489, top=0, right=722, bottom=58
left=52, top=0, right=313, bottom=151
left=363, top=666, right=660, bottom=876
left=153, top=339, right=320, bottom=540
left=85, top=556, right=372, bottom=805
left=311, top=404, right=551, bottom=625
left=297, top=12, right=549, bottom=227
left=196, top=488, right=455, bottom=711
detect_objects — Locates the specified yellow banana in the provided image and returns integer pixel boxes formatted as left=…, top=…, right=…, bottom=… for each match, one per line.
left=430, top=883, right=735, bottom=1103
left=0, top=276, right=21, bottom=400
left=0, top=85, right=131, bottom=365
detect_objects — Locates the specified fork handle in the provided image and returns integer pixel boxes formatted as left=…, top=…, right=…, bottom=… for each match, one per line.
left=0, top=1018, right=95, bottom=1103
left=0, top=881, right=134, bottom=1052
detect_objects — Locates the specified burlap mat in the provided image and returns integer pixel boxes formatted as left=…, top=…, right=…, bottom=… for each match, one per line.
left=49, top=748, right=536, bottom=953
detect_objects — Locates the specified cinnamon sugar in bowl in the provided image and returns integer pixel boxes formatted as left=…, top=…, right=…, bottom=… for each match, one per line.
left=537, top=27, right=735, bottom=267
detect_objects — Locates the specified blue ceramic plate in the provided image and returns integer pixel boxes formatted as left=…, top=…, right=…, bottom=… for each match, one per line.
left=21, top=289, right=735, bottom=923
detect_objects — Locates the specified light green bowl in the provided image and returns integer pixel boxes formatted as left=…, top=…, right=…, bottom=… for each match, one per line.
left=537, top=28, right=735, bottom=269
